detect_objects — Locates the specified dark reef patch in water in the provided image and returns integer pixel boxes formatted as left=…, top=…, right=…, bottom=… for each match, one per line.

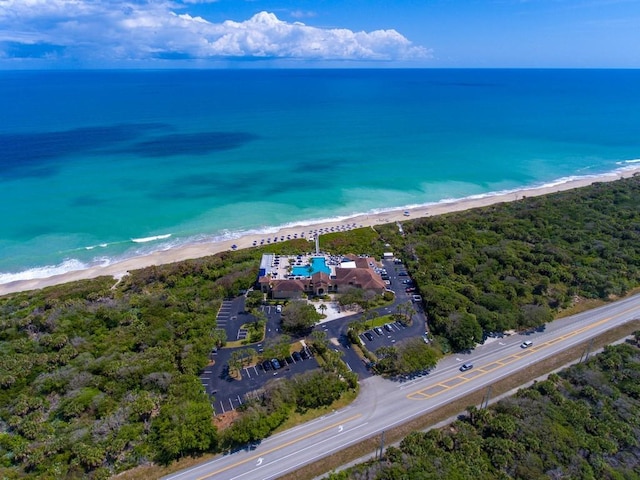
left=0, top=123, right=169, bottom=179
left=126, top=132, right=259, bottom=157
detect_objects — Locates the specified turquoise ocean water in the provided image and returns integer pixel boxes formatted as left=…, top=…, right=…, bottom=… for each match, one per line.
left=1, top=69, right=639, bottom=283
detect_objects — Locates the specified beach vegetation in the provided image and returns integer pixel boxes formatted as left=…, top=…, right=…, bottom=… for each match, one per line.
left=0, top=250, right=262, bottom=477
left=3, top=177, right=640, bottom=476
left=376, top=176, right=640, bottom=351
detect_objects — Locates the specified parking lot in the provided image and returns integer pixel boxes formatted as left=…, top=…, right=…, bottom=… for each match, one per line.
left=360, top=320, right=408, bottom=346
left=202, top=257, right=431, bottom=414
left=202, top=345, right=320, bottom=414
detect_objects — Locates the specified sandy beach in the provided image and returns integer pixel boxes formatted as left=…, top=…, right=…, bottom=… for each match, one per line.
left=1, top=168, right=638, bottom=297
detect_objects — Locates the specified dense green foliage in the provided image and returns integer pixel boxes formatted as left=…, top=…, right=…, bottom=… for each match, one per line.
left=374, top=338, right=441, bottom=376
left=326, top=341, right=640, bottom=479
left=221, top=368, right=356, bottom=451
left=0, top=251, right=260, bottom=478
left=3, top=177, right=640, bottom=478
left=378, top=176, right=640, bottom=349
left=281, top=300, right=321, bottom=333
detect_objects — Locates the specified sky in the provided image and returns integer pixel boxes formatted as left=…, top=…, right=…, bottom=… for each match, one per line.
left=0, top=0, right=639, bottom=68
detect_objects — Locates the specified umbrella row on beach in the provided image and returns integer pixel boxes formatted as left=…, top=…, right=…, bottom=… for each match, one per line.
left=247, top=222, right=363, bottom=247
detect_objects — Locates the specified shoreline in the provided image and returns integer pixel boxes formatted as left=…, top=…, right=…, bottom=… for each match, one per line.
left=1, top=167, right=639, bottom=296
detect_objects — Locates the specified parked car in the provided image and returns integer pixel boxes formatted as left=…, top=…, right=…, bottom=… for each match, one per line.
left=300, top=348, right=311, bottom=359
left=405, top=287, right=416, bottom=293
left=364, top=332, right=374, bottom=341
left=292, top=351, right=302, bottom=361
left=460, top=363, right=473, bottom=372
left=384, top=323, right=393, bottom=332
left=271, top=358, right=282, bottom=370
left=398, top=271, right=409, bottom=276
left=374, top=327, right=384, bottom=336
left=262, top=360, right=272, bottom=371
left=275, top=305, right=282, bottom=313
left=520, top=340, right=533, bottom=348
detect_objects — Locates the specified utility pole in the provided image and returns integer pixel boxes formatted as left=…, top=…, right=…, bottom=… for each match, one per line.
left=377, top=430, right=385, bottom=460
left=579, top=338, right=594, bottom=363
left=482, top=385, right=492, bottom=409
left=583, top=338, right=594, bottom=362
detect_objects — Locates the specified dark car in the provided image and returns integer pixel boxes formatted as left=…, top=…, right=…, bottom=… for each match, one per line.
left=271, top=358, right=282, bottom=370
left=262, top=360, right=272, bottom=371
left=364, top=332, right=374, bottom=341
left=459, top=363, right=473, bottom=372
left=292, top=351, right=302, bottom=362
left=300, top=348, right=310, bottom=359
left=398, top=271, right=408, bottom=276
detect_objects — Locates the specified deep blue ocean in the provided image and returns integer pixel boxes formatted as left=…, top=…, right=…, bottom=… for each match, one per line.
left=1, top=69, right=639, bottom=283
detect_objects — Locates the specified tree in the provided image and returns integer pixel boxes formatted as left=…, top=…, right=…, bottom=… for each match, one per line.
left=281, top=301, right=320, bottom=333
left=446, top=311, right=483, bottom=352
left=395, top=301, right=416, bottom=325
left=363, top=307, right=377, bottom=329
left=397, top=338, right=439, bottom=374
left=262, top=334, right=292, bottom=361
left=519, top=304, right=553, bottom=330
left=310, top=330, right=329, bottom=355
left=211, top=328, right=227, bottom=348
left=245, top=290, right=264, bottom=310
left=150, top=400, right=217, bottom=464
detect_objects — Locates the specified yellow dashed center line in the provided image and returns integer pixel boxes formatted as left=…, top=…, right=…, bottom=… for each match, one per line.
left=407, top=310, right=637, bottom=401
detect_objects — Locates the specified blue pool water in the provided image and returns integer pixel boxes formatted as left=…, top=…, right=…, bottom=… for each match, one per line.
left=292, top=257, right=331, bottom=277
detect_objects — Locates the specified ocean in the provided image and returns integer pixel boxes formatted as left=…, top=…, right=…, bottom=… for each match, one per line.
left=1, top=69, right=639, bottom=284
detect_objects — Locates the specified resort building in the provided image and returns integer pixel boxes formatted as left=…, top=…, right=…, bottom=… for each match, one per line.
left=258, top=253, right=387, bottom=300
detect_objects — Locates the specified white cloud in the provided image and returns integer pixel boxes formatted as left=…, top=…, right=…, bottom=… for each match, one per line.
left=290, top=10, right=317, bottom=19
left=0, top=1, right=430, bottom=65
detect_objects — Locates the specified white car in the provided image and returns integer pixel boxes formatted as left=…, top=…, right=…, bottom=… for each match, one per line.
left=520, top=340, right=533, bottom=348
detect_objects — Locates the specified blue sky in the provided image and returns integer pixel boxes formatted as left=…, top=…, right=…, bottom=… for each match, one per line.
left=1, top=0, right=639, bottom=68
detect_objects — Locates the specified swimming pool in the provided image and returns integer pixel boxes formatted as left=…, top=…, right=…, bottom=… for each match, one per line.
left=291, top=257, right=331, bottom=277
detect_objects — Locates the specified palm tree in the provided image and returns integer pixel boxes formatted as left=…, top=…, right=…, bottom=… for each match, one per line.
left=364, top=307, right=377, bottom=329
left=319, top=303, right=327, bottom=316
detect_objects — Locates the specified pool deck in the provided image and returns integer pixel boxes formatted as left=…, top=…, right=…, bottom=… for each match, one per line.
left=260, top=254, right=342, bottom=280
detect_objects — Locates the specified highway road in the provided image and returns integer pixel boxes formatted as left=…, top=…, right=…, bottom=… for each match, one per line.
left=164, top=293, right=640, bottom=480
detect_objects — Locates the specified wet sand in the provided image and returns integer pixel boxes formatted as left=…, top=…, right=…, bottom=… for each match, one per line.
left=1, top=168, right=638, bottom=296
